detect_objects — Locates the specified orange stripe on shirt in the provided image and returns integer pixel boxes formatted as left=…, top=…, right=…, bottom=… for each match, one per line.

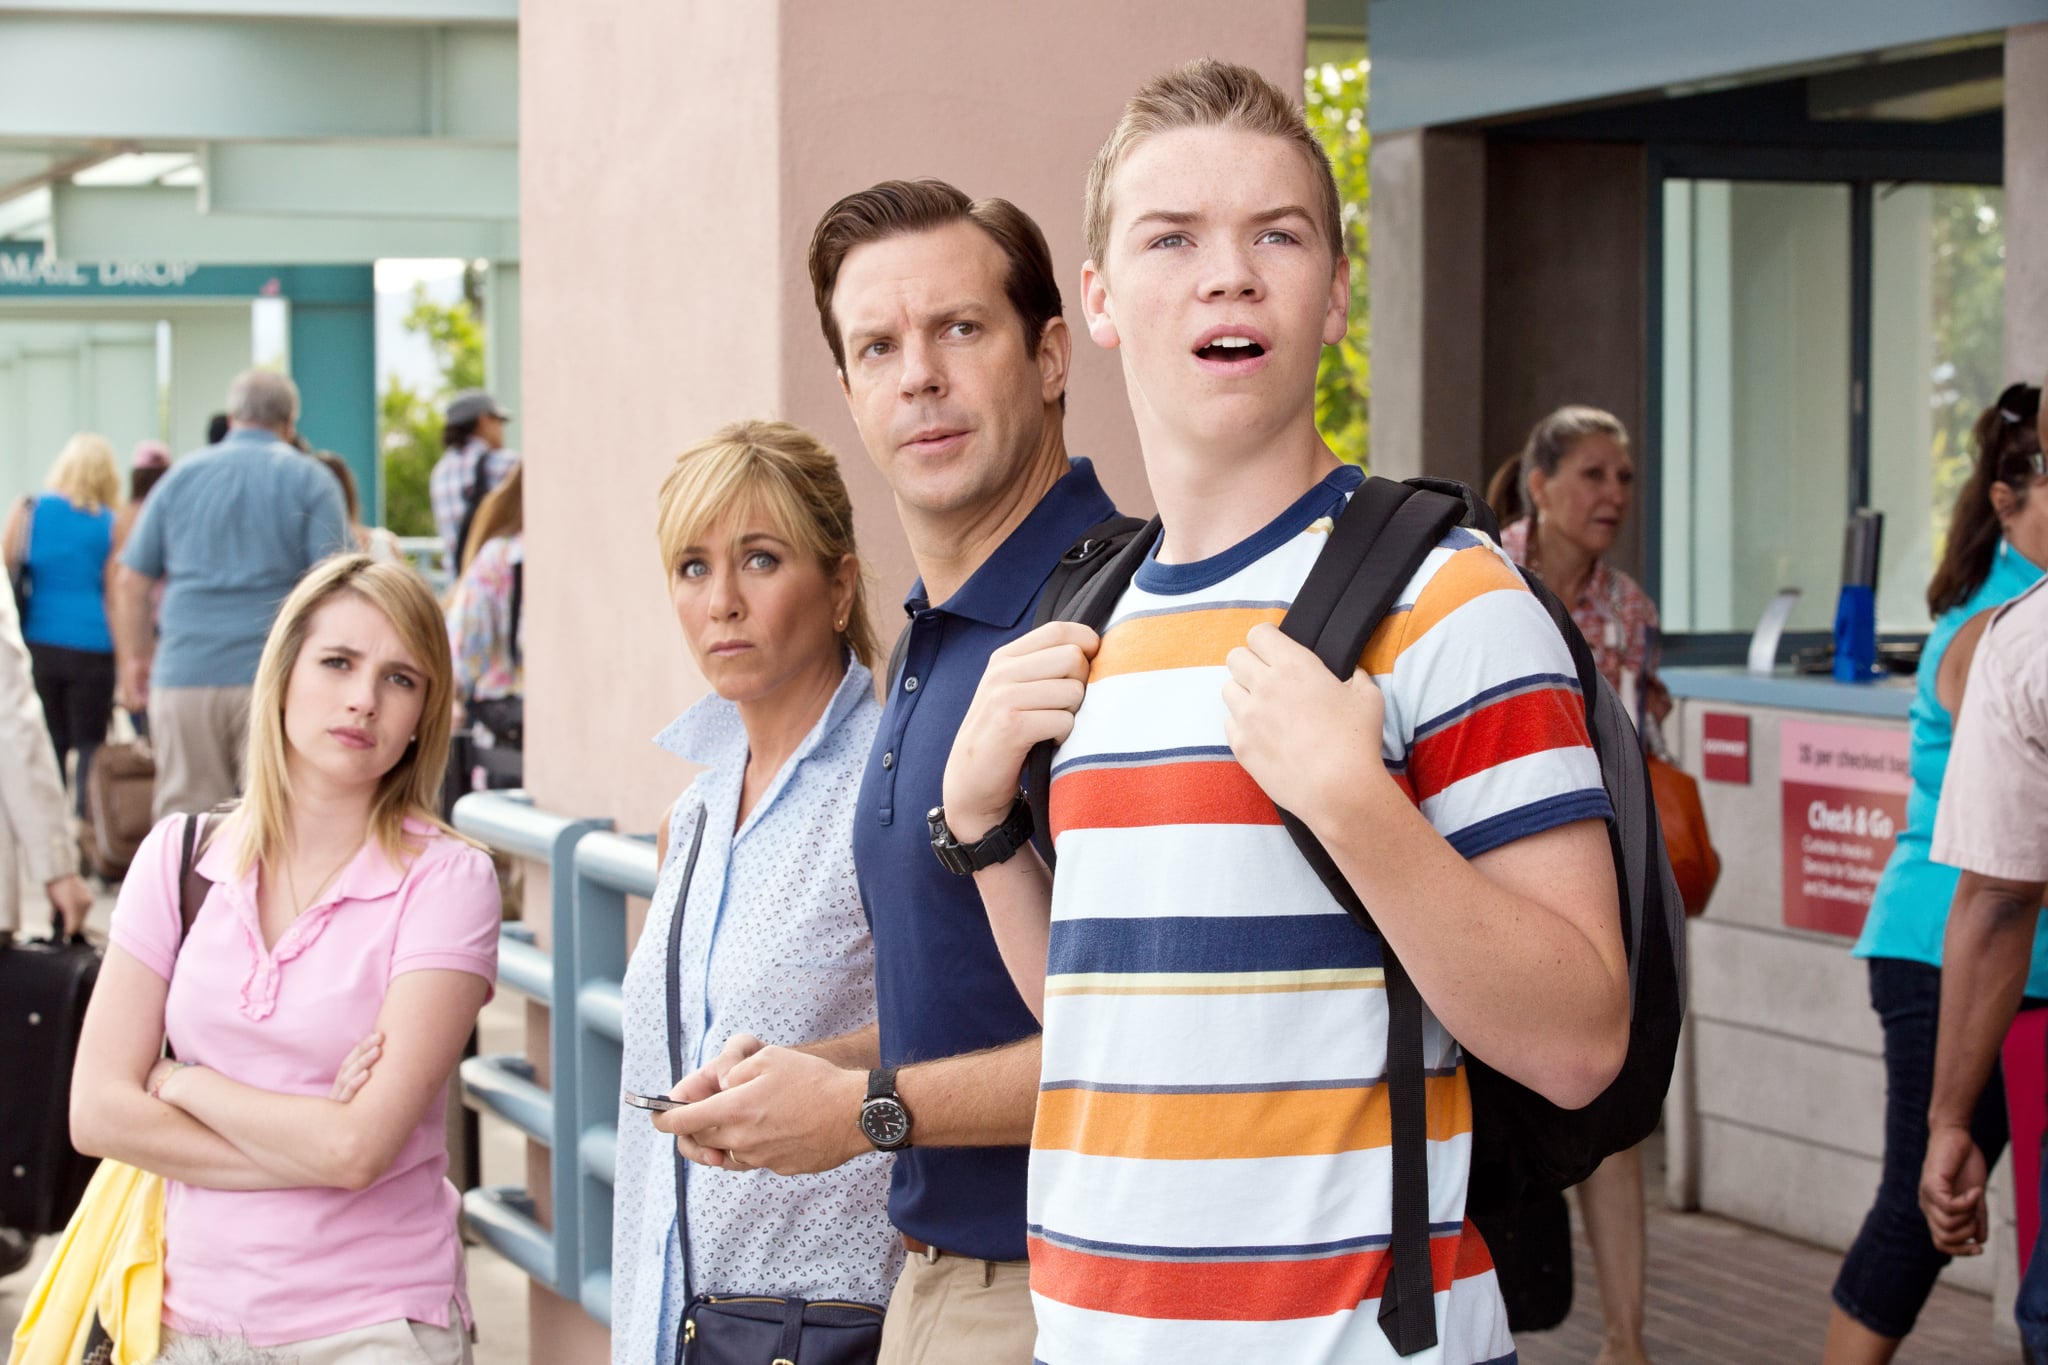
left=1028, top=1219, right=1497, bottom=1321
left=1032, top=1073, right=1472, bottom=1160
left=1407, top=685, right=1595, bottom=803
left=1050, top=758, right=1279, bottom=841
left=1090, top=606, right=1286, bottom=682
left=1360, top=544, right=1530, bottom=675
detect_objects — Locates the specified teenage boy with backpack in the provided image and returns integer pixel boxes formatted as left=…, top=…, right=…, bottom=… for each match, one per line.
left=939, top=61, right=1632, bottom=1363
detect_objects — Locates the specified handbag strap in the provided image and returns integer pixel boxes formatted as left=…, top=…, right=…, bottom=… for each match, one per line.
left=776, top=1296, right=810, bottom=1362
left=179, top=811, right=214, bottom=944
left=168, top=811, right=215, bottom=1062
left=665, top=809, right=709, bottom=1321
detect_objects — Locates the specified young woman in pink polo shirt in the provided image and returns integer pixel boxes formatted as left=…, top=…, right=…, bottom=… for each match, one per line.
left=70, top=554, right=501, bottom=1364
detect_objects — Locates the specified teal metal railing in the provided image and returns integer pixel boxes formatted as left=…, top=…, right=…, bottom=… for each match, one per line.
left=451, top=790, right=657, bottom=1326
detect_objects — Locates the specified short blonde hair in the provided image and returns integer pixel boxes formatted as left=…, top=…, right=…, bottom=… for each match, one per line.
left=1084, top=58, right=1344, bottom=270
left=654, top=420, right=878, bottom=671
left=46, top=432, right=121, bottom=513
left=235, top=554, right=462, bottom=877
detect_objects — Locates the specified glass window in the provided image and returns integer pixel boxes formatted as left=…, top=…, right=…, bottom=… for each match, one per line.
left=1869, top=185, right=2004, bottom=633
left=1660, top=180, right=1851, bottom=634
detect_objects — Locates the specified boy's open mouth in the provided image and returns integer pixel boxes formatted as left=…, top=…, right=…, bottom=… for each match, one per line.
left=1196, top=336, right=1266, bottom=362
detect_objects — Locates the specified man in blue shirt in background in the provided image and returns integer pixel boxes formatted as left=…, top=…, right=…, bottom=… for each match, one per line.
left=656, top=179, right=1120, bottom=1363
left=114, top=368, right=349, bottom=819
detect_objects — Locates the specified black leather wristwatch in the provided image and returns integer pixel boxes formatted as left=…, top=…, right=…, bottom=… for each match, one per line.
left=859, top=1067, right=913, bottom=1151
left=927, top=796, right=1034, bottom=877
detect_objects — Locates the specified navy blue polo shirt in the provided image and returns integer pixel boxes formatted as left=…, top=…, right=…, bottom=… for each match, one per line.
left=854, top=457, right=1118, bottom=1262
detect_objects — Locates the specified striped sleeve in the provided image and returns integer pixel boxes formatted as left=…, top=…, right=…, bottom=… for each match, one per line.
left=1372, top=529, right=1611, bottom=857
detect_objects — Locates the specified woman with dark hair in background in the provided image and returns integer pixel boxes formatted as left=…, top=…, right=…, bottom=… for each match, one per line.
left=1488, top=404, right=1660, bottom=1365
left=110, top=440, right=172, bottom=739
left=1826, top=383, right=2048, bottom=1364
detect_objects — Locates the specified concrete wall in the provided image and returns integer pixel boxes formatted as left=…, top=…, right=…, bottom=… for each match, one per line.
left=518, top=3, right=1308, bottom=1354
left=1479, top=139, right=1647, bottom=577
left=1666, top=696, right=2001, bottom=1297
left=1368, top=128, right=1485, bottom=486
left=2008, top=24, right=2048, bottom=389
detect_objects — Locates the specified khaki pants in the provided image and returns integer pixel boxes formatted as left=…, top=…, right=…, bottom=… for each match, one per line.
left=150, top=684, right=251, bottom=821
left=877, top=1251, right=1036, bottom=1365
left=161, top=1300, right=471, bottom=1365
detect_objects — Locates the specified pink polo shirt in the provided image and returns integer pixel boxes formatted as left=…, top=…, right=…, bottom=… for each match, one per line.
left=109, top=812, right=500, bottom=1346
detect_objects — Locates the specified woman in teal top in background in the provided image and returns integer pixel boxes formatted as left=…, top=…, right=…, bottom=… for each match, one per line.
left=3, top=432, right=121, bottom=822
left=1827, top=384, right=2048, bottom=1364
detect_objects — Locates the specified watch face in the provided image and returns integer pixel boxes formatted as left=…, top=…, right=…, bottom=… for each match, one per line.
left=861, top=1097, right=911, bottom=1149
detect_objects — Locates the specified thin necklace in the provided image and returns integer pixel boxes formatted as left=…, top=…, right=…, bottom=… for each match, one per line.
left=282, top=841, right=361, bottom=923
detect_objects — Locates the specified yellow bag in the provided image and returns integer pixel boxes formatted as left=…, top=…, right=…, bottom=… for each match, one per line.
left=7, top=1160, right=165, bottom=1365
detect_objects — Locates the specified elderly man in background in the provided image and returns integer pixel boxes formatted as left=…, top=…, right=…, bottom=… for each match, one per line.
left=1918, top=575, right=2048, bottom=1361
left=112, top=369, right=349, bottom=819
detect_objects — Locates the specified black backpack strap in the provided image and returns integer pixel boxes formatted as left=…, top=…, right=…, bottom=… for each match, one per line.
left=1023, top=516, right=1160, bottom=866
left=1029, top=514, right=1151, bottom=631
left=1276, top=477, right=1465, bottom=1357
left=665, top=812, right=709, bottom=1307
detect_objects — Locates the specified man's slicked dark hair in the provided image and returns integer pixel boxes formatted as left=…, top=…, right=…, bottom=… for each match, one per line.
left=807, top=178, right=1065, bottom=404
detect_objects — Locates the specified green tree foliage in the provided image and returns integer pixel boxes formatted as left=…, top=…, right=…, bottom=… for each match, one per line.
left=378, top=281, right=487, bottom=535
left=1308, top=56, right=1370, bottom=468
left=1929, top=187, right=2005, bottom=546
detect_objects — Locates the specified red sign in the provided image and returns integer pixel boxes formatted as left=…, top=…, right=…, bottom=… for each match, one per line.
left=1780, top=720, right=1909, bottom=936
left=1701, top=712, right=1750, bottom=784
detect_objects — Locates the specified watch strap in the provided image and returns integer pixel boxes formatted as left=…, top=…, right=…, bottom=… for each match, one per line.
left=866, top=1065, right=900, bottom=1103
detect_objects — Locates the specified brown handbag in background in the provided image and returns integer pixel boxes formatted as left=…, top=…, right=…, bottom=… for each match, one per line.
left=1648, top=751, right=1720, bottom=917
left=84, top=738, right=156, bottom=882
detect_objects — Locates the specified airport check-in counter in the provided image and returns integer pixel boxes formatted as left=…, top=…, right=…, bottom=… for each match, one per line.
left=1661, top=667, right=2012, bottom=1301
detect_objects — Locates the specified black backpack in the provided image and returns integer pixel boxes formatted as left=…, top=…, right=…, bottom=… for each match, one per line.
left=1025, top=475, right=1685, bottom=1357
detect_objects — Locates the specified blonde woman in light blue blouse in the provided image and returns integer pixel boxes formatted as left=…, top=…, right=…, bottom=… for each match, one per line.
left=610, top=420, right=902, bottom=1364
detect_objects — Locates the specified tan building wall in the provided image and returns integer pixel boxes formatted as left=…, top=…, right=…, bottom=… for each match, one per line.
left=517, top=4, right=1309, bottom=1356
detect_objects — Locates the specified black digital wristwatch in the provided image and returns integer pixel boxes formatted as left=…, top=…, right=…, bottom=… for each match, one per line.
left=927, top=797, right=1034, bottom=877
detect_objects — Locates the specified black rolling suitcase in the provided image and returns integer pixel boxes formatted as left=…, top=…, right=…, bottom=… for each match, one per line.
left=0, top=932, right=100, bottom=1235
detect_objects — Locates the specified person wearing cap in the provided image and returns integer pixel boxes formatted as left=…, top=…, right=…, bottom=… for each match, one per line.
left=429, top=389, right=518, bottom=574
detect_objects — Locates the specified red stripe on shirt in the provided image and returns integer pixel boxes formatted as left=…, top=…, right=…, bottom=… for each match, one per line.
left=1406, top=686, right=1593, bottom=804
left=1028, top=1220, right=1498, bottom=1322
left=1050, top=759, right=1279, bottom=842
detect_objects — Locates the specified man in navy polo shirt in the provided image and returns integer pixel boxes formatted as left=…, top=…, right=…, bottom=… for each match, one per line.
left=659, top=179, right=1120, bottom=1361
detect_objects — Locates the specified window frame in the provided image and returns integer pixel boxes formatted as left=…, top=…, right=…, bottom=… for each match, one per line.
left=1644, top=143, right=2001, bottom=665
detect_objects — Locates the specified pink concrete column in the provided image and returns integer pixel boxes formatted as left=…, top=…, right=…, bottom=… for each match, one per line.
left=1367, top=127, right=1486, bottom=486
left=518, top=5, right=1307, bottom=1358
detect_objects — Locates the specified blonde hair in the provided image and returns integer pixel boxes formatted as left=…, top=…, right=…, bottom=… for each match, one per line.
left=1084, top=58, right=1344, bottom=270
left=461, top=462, right=524, bottom=573
left=235, top=554, right=462, bottom=877
left=654, top=420, right=878, bottom=670
left=46, top=432, right=121, bottom=513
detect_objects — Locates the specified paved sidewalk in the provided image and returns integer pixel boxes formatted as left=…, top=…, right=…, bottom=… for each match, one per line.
left=1518, top=1190, right=2006, bottom=1364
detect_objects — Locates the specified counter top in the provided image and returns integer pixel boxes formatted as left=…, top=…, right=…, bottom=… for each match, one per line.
left=1663, top=666, right=1913, bottom=719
